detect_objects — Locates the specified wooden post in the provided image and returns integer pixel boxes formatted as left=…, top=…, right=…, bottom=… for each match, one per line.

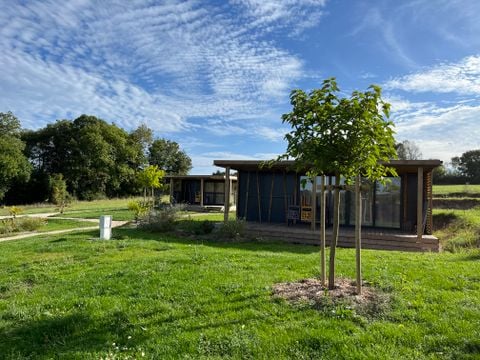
left=200, top=178, right=204, bottom=207
left=329, top=174, right=341, bottom=290
left=268, top=172, right=275, bottom=222
left=283, top=172, right=288, bottom=224
left=169, top=178, right=174, bottom=204
left=244, top=171, right=250, bottom=219
left=417, top=167, right=423, bottom=242
left=224, top=167, right=230, bottom=222
left=320, top=175, right=326, bottom=286
left=256, top=171, right=262, bottom=223
left=311, top=176, right=316, bottom=231
left=355, top=175, right=362, bottom=294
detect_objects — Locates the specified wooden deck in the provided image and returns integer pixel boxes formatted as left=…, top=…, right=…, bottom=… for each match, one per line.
left=246, top=223, right=440, bottom=252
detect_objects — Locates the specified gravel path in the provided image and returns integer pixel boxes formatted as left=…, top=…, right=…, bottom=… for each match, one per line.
left=0, top=216, right=129, bottom=243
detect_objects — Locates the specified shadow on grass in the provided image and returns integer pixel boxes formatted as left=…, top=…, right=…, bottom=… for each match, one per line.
left=432, top=212, right=460, bottom=231
left=114, top=228, right=319, bottom=255
left=0, top=311, right=147, bottom=358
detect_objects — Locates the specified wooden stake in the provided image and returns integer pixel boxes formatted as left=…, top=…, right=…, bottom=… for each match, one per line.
left=268, top=172, right=275, bottom=222
left=329, top=174, right=341, bottom=290
left=355, top=175, right=362, bottom=294
left=283, top=172, right=288, bottom=224
left=311, top=176, right=316, bottom=231
left=320, top=175, right=326, bottom=286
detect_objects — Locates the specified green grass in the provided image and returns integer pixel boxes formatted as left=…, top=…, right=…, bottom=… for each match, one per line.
left=433, top=184, right=480, bottom=196
left=0, top=229, right=479, bottom=359
left=434, top=207, right=480, bottom=251
left=0, top=197, right=144, bottom=217
left=0, top=218, right=96, bottom=238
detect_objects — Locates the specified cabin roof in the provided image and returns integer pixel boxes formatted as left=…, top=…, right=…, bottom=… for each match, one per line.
left=213, top=159, right=442, bottom=174
left=165, top=174, right=237, bottom=181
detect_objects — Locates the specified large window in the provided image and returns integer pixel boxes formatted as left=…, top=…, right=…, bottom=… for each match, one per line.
left=204, top=181, right=225, bottom=205
left=374, top=177, right=401, bottom=228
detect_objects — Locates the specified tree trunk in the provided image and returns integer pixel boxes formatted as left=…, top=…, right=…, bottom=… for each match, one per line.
left=328, top=174, right=341, bottom=290
left=355, top=175, right=362, bottom=294
left=320, top=175, right=326, bottom=286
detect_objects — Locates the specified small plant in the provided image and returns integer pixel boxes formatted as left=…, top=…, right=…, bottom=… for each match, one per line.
left=18, top=217, right=45, bottom=232
left=217, top=219, right=246, bottom=240
left=8, top=206, right=23, bottom=219
left=49, top=173, right=71, bottom=214
left=127, top=200, right=149, bottom=222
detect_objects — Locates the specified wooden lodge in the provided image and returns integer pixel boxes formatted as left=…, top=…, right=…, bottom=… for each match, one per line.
left=167, top=174, right=237, bottom=211
left=213, top=160, right=443, bottom=252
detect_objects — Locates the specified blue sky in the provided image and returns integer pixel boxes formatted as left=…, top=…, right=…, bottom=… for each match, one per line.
left=1, top=0, right=479, bottom=174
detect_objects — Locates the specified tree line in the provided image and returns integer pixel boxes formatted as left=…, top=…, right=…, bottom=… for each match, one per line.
left=0, top=112, right=192, bottom=204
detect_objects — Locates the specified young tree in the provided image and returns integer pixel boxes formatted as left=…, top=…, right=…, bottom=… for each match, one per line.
left=0, top=112, right=31, bottom=201
left=49, top=174, right=69, bottom=214
left=148, top=139, right=192, bottom=175
left=281, top=78, right=397, bottom=292
left=137, top=165, right=165, bottom=207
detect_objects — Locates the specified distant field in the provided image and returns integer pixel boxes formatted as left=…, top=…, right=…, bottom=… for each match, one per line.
left=0, top=198, right=143, bottom=217
left=433, top=184, right=480, bottom=196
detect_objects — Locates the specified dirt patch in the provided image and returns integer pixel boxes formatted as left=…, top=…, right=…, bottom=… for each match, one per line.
left=273, top=278, right=390, bottom=319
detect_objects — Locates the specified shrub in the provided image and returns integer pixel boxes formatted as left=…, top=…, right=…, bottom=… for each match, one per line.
left=127, top=200, right=149, bottom=222
left=8, top=206, right=23, bottom=219
left=179, top=219, right=216, bottom=235
left=18, top=217, right=45, bottom=232
left=0, top=217, right=45, bottom=234
left=217, top=219, right=246, bottom=240
left=138, top=205, right=183, bottom=232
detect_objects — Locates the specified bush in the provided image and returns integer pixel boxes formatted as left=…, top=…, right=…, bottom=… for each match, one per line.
left=138, top=205, right=183, bottom=232
left=179, top=219, right=216, bottom=235
left=217, top=219, right=246, bottom=240
left=127, top=200, right=149, bottom=222
left=18, top=217, right=46, bottom=232
left=0, top=217, right=45, bottom=234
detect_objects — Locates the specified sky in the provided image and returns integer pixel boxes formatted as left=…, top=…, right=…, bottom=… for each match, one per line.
left=1, top=0, right=480, bottom=174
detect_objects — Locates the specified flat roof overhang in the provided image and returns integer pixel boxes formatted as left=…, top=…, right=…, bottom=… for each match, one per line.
left=165, top=174, right=237, bottom=181
left=213, top=159, right=442, bottom=174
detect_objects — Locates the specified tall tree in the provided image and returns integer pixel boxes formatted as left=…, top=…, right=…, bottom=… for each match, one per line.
left=0, top=112, right=31, bottom=201
left=280, top=78, right=397, bottom=292
left=395, top=140, right=422, bottom=160
left=148, top=139, right=192, bottom=175
left=453, top=149, right=480, bottom=183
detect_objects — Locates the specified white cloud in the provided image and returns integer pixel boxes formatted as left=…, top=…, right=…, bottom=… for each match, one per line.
left=386, top=55, right=480, bottom=95
left=0, top=0, right=306, bottom=134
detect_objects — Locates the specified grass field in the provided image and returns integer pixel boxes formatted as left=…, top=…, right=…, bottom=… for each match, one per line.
left=433, top=184, right=480, bottom=196
left=0, top=228, right=479, bottom=359
left=0, top=198, right=144, bottom=217
left=0, top=218, right=96, bottom=238
left=432, top=184, right=480, bottom=251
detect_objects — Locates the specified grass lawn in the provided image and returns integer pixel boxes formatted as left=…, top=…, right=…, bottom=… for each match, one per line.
left=0, top=218, right=96, bottom=238
left=433, top=184, right=480, bottom=196
left=0, top=198, right=143, bottom=217
left=0, top=229, right=479, bottom=359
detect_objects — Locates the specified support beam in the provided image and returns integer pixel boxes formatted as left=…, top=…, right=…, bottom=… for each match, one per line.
left=169, top=178, right=174, bottom=204
left=224, top=167, right=231, bottom=222
left=311, top=176, right=316, bottom=231
left=200, top=178, right=204, bottom=207
left=417, top=167, right=423, bottom=242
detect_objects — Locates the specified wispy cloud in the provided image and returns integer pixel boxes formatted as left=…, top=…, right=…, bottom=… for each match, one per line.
left=386, top=55, right=480, bottom=95
left=0, top=0, right=316, bottom=136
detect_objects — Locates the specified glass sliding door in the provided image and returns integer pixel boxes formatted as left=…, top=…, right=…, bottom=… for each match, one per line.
left=374, top=177, right=401, bottom=228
